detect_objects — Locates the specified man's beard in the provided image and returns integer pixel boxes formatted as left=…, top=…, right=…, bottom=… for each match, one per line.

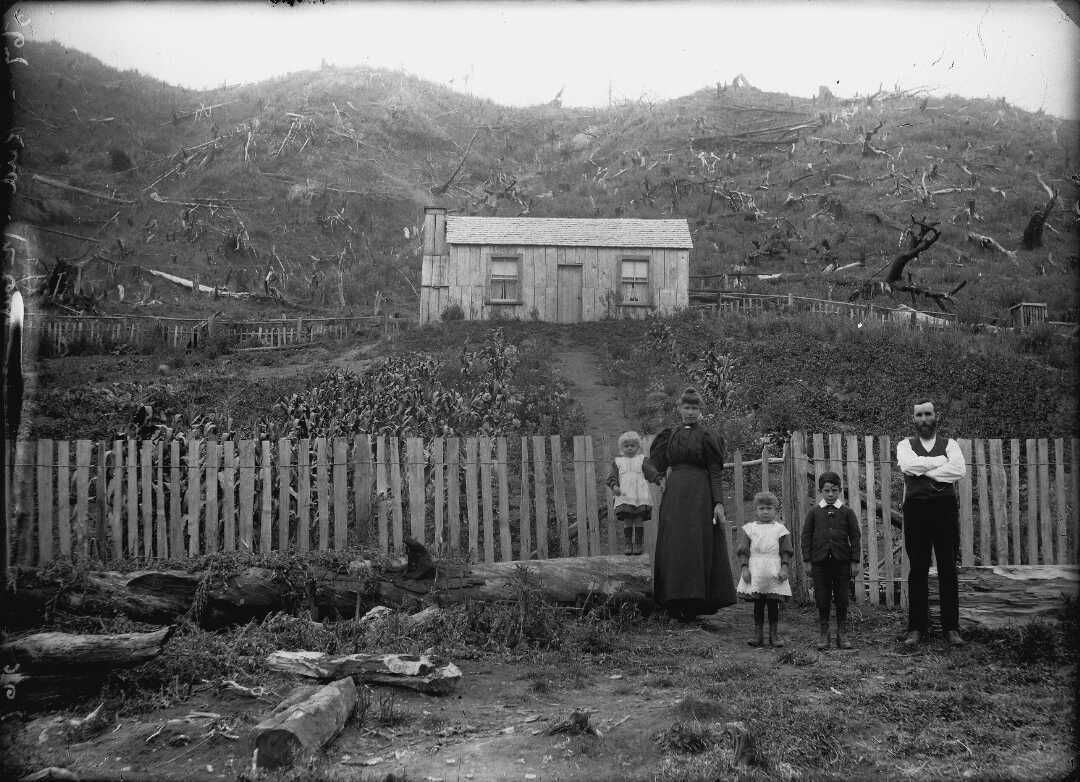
left=916, top=422, right=937, bottom=438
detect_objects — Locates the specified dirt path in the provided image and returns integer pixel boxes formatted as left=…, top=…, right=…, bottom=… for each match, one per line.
left=552, top=345, right=634, bottom=444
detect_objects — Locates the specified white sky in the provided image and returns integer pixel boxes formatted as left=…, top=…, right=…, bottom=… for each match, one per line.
left=9, top=1, right=1080, bottom=118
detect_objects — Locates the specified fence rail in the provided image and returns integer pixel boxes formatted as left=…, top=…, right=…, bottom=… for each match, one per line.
left=24, top=313, right=398, bottom=353
left=6, top=432, right=1078, bottom=610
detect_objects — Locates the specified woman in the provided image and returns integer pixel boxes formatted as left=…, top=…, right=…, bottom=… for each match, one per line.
left=649, top=386, right=736, bottom=621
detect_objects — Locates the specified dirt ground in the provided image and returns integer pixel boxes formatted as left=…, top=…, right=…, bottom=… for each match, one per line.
left=2, top=601, right=1074, bottom=782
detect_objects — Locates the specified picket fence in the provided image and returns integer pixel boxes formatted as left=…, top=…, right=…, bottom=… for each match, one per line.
left=5, top=431, right=1078, bottom=608
left=24, top=313, right=397, bottom=354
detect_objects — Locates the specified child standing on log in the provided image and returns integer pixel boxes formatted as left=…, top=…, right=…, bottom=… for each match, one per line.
left=606, top=431, right=661, bottom=555
left=801, top=471, right=862, bottom=650
left=736, top=491, right=794, bottom=647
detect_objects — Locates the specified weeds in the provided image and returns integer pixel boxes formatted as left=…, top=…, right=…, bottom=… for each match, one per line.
left=655, top=721, right=718, bottom=754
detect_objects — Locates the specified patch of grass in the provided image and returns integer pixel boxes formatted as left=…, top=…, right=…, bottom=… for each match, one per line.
left=673, top=696, right=727, bottom=722
left=774, top=647, right=818, bottom=666
left=655, top=721, right=719, bottom=755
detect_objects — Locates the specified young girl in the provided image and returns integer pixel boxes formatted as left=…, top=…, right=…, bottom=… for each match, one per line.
left=606, top=430, right=661, bottom=555
left=736, top=491, right=794, bottom=647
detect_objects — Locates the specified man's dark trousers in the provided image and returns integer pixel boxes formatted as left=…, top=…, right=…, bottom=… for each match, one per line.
left=903, top=495, right=960, bottom=633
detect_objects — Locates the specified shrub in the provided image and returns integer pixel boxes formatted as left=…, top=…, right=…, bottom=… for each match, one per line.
left=440, top=303, right=465, bottom=321
left=109, top=148, right=134, bottom=171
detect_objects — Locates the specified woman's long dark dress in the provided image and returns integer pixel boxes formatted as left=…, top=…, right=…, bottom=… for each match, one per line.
left=650, top=423, right=737, bottom=616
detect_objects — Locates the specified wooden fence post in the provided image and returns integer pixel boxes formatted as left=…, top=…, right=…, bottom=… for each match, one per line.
left=1054, top=439, right=1068, bottom=565
left=989, top=439, right=1009, bottom=565
left=373, top=436, right=388, bottom=555
left=496, top=438, right=512, bottom=562
left=877, top=436, right=895, bottom=608
left=222, top=441, right=236, bottom=552
left=36, top=439, right=52, bottom=565
left=973, top=439, right=990, bottom=565
left=844, top=434, right=862, bottom=604
left=464, top=438, right=479, bottom=562
left=551, top=435, right=570, bottom=558
left=278, top=439, right=292, bottom=551
left=406, top=437, right=426, bottom=547
left=58, top=441, right=72, bottom=559
left=238, top=439, right=255, bottom=553
left=1009, top=439, right=1021, bottom=566
left=1038, top=438, right=1052, bottom=564
left=353, top=435, right=373, bottom=548
left=863, top=435, right=879, bottom=606
left=261, top=440, right=274, bottom=553
left=479, top=436, right=495, bottom=563
left=432, top=437, right=445, bottom=553
left=446, top=437, right=461, bottom=555
left=316, top=437, right=330, bottom=552
left=532, top=436, right=549, bottom=560
left=519, top=437, right=532, bottom=560
left=387, top=437, right=404, bottom=553
left=204, top=441, right=220, bottom=554
left=169, top=440, right=182, bottom=557
left=572, top=436, right=589, bottom=557
left=958, top=439, right=974, bottom=565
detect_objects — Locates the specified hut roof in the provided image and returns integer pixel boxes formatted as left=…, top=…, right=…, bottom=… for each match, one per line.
left=445, top=216, right=693, bottom=249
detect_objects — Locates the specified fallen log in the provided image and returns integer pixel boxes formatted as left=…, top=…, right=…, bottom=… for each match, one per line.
left=0, top=626, right=174, bottom=670
left=266, top=651, right=462, bottom=695
left=253, top=677, right=356, bottom=769
left=7, top=555, right=655, bottom=630
left=928, top=565, right=1079, bottom=629
left=0, top=627, right=174, bottom=710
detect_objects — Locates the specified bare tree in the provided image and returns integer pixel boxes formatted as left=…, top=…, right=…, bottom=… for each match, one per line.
left=1021, top=173, right=1058, bottom=250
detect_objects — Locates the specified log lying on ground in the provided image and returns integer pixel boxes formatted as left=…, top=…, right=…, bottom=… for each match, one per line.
left=0, top=626, right=174, bottom=710
left=266, top=651, right=462, bottom=695
left=253, top=677, right=356, bottom=769
left=0, top=626, right=174, bottom=670
left=929, top=565, right=1079, bottom=629
left=7, top=555, right=654, bottom=629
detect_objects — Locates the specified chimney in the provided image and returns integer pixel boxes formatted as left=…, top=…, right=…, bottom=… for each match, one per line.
left=422, top=206, right=447, bottom=258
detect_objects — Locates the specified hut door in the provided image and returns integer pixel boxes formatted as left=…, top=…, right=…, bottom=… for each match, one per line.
left=556, top=265, right=583, bottom=323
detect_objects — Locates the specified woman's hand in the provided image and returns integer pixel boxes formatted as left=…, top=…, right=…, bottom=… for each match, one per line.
left=712, top=503, right=725, bottom=526
left=611, top=486, right=622, bottom=496
left=850, top=561, right=862, bottom=578
left=778, top=563, right=790, bottom=582
left=740, top=565, right=750, bottom=584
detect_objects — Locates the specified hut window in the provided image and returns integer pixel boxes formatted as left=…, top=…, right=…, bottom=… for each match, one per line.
left=488, top=256, right=521, bottom=302
left=620, top=258, right=650, bottom=303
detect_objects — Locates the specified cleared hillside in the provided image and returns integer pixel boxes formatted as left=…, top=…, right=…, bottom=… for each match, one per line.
left=7, top=42, right=1078, bottom=326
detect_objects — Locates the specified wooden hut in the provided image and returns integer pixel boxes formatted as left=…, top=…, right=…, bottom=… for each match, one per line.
left=419, top=207, right=692, bottom=324
left=1009, top=302, right=1047, bottom=330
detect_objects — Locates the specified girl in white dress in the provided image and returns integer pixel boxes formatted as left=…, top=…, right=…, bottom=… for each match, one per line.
left=606, top=431, right=662, bottom=555
left=736, top=491, right=794, bottom=647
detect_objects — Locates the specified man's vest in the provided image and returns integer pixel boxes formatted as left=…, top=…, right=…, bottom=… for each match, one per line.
left=903, top=436, right=957, bottom=502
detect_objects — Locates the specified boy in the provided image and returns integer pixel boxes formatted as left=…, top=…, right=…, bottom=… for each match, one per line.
left=606, top=431, right=661, bottom=555
left=801, top=472, right=862, bottom=650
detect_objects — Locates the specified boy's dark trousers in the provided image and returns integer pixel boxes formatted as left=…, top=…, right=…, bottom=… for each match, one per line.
left=903, top=495, right=960, bottom=633
left=811, top=556, right=850, bottom=622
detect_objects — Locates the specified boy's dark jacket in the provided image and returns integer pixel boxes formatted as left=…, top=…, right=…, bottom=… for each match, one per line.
left=801, top=503, right=861, bottom=563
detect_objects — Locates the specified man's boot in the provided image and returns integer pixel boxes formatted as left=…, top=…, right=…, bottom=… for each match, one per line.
left=747, top=622, right=765, bottom=647
left=836, top=618, right=853, bottom=649
left=817, top=622, right=830, bottom=650
left=769, top=620, right=785, bottom=648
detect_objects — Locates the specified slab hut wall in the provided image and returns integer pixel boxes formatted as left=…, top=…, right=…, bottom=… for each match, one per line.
left=419, top=239, right=689, bottom=324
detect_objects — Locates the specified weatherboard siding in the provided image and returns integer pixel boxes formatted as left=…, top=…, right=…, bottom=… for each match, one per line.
left=419, top=244, right=689, bottom=324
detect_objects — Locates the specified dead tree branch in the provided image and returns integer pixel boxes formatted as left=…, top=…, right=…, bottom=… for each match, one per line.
left=431, top=127, right=482, bottom=196
left=1021, top=172, right=1059, bottom=250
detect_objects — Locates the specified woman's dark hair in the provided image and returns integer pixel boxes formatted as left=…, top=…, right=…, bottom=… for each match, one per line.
left=679, top=386, right=702, bottom=406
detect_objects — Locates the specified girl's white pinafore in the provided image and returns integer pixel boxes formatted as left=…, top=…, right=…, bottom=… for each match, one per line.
left=736, top=522, right=793, bottom=599
left=613, top=454, right=652, bottom=508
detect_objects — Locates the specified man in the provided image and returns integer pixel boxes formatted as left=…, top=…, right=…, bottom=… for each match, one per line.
left=896, top=399, right=967, bottom=648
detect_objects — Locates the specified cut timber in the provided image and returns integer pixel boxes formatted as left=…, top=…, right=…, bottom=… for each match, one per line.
left=142, top=267, right=255, bottom=300
left=928, top=565, right=1079, bottom=629
left=30, top=174, right=135, bottom=204
left=266, top=651, right=462, bottom=695
left=0, top=626, right=173, bottom=710
left=253, top=677, right=356, bottom=769
left=376, top=554, right=654, bottom=607
left=10, top=555, right=655, bottom=630
left=0, top=625, right=173, bottom=671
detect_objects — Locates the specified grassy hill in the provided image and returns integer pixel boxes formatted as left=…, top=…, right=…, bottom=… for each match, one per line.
left=8, top=41, right=1079, bottom=325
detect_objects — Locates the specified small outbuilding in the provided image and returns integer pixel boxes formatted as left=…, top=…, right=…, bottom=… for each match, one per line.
left=419, top=207, right=692, bottom=324
left=1008, top=301, right=1047, bottom=330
